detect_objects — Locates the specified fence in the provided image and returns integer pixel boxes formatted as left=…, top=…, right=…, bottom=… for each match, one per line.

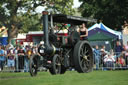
left=0, top=51, right=128, bottom=72
left=93, top=51, right=128, bottom=70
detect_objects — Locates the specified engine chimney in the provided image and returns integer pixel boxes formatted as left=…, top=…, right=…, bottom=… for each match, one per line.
left=42, top=11, right=55, bottom=55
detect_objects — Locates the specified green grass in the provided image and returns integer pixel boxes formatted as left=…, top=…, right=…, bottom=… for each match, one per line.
left=0, top=70, right=128, bottom=85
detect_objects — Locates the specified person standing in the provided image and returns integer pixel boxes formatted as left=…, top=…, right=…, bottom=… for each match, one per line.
left=24, top=46, right=31, bottom=72
left=14, top=46, right=19, bottom=72
left=77, top=23, right=88, bottom=40
left=125, top=41, right=128, bottom=66
left=7, top=47, right=15, bottom=71
left=122, top=20, right=128, bottom=34
left=17, top=47, right=25, bottom=72
left=100, top=45, right=108, bottom=69
left=115, top=41, right=123, bottom=57
left=94, top=45, right=101, bottom=70
left=0, top=46, right=5, bottom=71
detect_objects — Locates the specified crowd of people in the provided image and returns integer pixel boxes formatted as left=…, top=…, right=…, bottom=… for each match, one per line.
left=0, top=44, right=39, bottom=72
left=0, top=40, right=128, bottom=72
left=0, top=22, right=128, bottom=72
left=93, top=41, right=128, bottom=70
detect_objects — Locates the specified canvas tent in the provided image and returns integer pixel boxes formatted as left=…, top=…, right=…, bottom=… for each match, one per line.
left=88, top=27, right=118, bottom=41
left=88, top=23, right=122, bottom=39
left=88, top=23, right=122, bottom=51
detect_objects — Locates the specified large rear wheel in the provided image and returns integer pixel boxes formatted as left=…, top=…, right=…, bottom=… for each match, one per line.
left=73, top=41, right=94, bottom=73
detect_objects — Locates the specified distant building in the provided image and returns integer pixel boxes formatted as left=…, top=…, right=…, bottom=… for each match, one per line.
left=15, top=30, right=68, bottom=46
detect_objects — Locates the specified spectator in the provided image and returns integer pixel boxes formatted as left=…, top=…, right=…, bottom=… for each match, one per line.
left=100, top=45, right=106, bottom=52
left=0, top=46, right=5, bottom=71
left=7, top=47, right=15, bottom=71
left=104, top=52, right=115, bottom=70
left=122, top=20, right=128, bottom=34
left=94, top=45, right=101, bottom=70
left=4, top=46, right=8, bottom=66
left=17, top=46, right=25, bottom=72
left=33, top=46, right=38, bottom=55
left=100, top=45, right=107, bottom=66
left=116, top=54, right=126, bottom=68
left=125, top=50, right=128, bottom=67
left=125, top=41, right=128, bottom=66
left=115, top=41, right=123, bottom=57
left=77, top=23, right=88, bottom=40
left=14, top=46, right=19, bottom=72
left=125, top=41, right=128, bottom=50
left=24, top=46, right=31, bottom=72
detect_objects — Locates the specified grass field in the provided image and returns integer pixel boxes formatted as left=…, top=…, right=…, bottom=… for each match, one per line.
left=0, top=70, right=128, bottom=85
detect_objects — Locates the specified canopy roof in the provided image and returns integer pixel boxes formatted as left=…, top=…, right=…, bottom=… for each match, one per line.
left=88, top=27, right=118, bottom=41
left=88, top=31, right=117, bottom=41
left=88, top=23, right=122, bottom=39
left=48, top=14, right=97, bottom=25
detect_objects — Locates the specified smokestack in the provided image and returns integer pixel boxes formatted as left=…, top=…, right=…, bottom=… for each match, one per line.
left=42, top=11, right=50, bottom=48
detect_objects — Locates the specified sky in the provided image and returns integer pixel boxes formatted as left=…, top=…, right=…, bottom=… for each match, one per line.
left=73, top=0, right=82, bottom=8
left=35, top=0, right=82, bottom=13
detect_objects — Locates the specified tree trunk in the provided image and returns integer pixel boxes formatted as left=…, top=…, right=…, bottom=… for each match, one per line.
left=8, top=25, right=18, bottom=43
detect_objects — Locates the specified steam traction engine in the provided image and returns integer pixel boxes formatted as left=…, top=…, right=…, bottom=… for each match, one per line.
left=29, top=11, right=97, bottom=76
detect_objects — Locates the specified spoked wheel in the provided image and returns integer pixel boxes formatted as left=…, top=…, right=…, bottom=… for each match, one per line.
left=73, top=41, right=94, bottom=73
left=49, top=54, right=62, bottom=75
left=29, top=55, right=39, bottom=76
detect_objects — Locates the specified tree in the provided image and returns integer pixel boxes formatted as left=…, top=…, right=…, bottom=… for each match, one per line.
left=0, top=0, right=74, bottom=43
left=0, top=0, right=46, bottom=42
left=79, top=0, right=128, bottom=30
left=46, top=0, right=74, bottom=15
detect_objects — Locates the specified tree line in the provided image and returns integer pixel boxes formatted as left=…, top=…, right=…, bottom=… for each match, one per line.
left=0, top=0, right=127, bottom=42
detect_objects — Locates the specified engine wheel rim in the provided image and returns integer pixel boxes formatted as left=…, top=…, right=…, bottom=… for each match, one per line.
left=30, top=56, right=38, bottom=76
left=79, top=43, right=92, bottom=71
left=54, top=56, right=61, bottom=74
left=32, top=62, right=37, bottom=73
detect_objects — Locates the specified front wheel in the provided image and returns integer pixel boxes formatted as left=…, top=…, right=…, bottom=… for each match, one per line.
left=49, top=54, right=62, bottom=75
left=29, top=55, right=39, bottom=76
left=73, top=41, right=94, bottom=73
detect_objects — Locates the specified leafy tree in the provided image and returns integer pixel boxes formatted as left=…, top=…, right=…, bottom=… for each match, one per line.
left=79, top=0, right=128, bottom=30
left=46, top=0, right=74, bottom=15
left=0, top=0, right=46, bottom=42
left=0, top=0, right=74, bottom=43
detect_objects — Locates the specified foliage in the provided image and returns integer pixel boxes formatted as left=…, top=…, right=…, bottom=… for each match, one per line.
left=18, top=14, right=42, bottom=33
left=0, top=0, right=74, bottom=42
left=46, top=0, right=74, bottom=15
left=0, top=0, right=46, bottom=42
left=79, top=0, right=128, bottom=30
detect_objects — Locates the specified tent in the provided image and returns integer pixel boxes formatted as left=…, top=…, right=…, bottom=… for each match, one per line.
left=88, top=23, right=122, bottom=39
left=88, top=23, right=122, bottom=51
left=88, top=27, right=118, bottom=41
left=88, top=27, right=118, bottom=51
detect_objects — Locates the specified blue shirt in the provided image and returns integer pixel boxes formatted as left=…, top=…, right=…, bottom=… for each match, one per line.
left=0, top=49, right=5, bottom=61
left=93, top=48, right=101, bottom=58
left=115, top=45, right=123, bottom=53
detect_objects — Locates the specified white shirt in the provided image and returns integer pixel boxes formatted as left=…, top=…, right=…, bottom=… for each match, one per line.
left=104, top=55, right=115, bottom=62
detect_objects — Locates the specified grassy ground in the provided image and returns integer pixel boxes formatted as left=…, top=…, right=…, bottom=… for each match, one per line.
left=0, top=70, right=128, bottom=85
